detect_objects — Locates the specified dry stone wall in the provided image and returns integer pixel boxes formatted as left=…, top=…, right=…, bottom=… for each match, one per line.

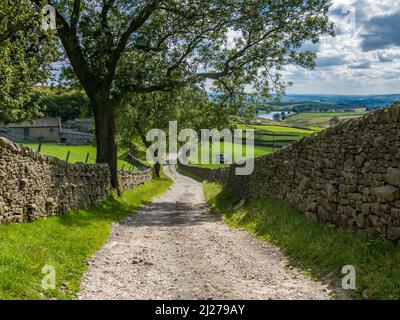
left=179, top=104, right=400, bottom=242
left=0, top=137, right=152, bottom=224
left=118, top=169, right=152, bottom=191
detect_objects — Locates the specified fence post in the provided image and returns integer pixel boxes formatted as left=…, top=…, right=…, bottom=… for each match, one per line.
left=85, top=153, right=90, bottom=163
left=38, top=142, right=42, bottom=153
left=66, top=151, right=71, bottom=163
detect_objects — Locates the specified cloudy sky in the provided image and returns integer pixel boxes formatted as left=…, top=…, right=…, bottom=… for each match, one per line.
left=284, top=0, right=400, bottom=95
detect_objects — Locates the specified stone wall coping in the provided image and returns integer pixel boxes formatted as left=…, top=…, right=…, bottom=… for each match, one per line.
left=0, top=137, right=152, bottom=175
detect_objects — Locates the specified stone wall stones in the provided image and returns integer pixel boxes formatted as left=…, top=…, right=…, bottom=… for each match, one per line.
left=178, top=103, right=400, bottom=242
left=118, top=169, right=152, bottom=192
left=0, top=137, right=152, bottom=224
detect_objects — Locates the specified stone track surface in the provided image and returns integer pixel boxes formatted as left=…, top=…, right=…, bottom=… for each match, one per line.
left=79, top=165, right=331, bottom=300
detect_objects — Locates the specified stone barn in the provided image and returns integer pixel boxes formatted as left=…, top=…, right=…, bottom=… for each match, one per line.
left=6, top=117, right=94, bottom=145
left=64, top=118, right=95, bottom=133
left=7, top=117, right=61, bottom=142
left=59, top=128, right=94, bottom=145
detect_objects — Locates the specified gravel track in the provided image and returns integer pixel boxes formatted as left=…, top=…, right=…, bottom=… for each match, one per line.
left=79, top=165, right=331, bottom=300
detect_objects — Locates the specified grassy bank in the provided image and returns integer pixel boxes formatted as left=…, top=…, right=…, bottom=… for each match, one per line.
left=0, top=174, right=172, bottom=300
left=203, top=182, right=400, bottom=300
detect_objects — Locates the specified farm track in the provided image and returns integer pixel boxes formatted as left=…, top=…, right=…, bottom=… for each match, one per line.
left=79, top=165, right=331, bottom=300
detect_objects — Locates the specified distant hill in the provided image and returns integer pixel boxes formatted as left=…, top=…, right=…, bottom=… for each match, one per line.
left=280, top=94, right=400, bottom=107
left=208, top=92, right=400, bottom=108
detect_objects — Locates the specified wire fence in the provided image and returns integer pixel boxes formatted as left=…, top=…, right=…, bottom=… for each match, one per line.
left=35, top=141, right=136, bottom=171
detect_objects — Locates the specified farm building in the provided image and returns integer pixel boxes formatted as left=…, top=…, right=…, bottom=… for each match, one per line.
left=59, top=128, right=94, bottom=145
left=64, top=118, right=94, bottom=133
left=5, top=117, right=94, bottom=145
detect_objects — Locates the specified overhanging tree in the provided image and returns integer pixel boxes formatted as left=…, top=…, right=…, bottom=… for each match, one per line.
left=0, top=0, right=57, bottom=123
left=29, top=0, right=333, bottom=190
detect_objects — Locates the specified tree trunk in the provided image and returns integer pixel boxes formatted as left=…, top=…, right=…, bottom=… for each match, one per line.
left=138, top=128, right=151, bottom=149
left=94, top=104, right=120, bottom=192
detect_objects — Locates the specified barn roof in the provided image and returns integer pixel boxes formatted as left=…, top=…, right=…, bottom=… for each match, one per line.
left=8, top=117, right=61, bottom=128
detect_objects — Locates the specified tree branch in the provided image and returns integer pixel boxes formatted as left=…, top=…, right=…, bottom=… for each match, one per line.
left=118, top=79, right=186, bottom=98
left=166, top=34, right=206, bottom=77
left=196, top=24, right=284, bottom=81
left=30, top=0, right=100, bottom=98
left=70, top=0, right=81, bottom=33
left=100, top=0, right=114, bottom=25
left=103, top=0, right=158, bottom=89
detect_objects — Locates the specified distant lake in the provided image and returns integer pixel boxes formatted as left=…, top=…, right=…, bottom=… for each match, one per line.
left=257, top=111, right=292, bottom=121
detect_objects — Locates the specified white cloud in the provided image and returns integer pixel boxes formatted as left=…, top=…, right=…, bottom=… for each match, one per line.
left=286, top=0, right=400, bottom=95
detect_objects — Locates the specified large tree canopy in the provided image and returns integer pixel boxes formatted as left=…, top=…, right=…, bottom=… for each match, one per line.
left=28, top=0, right=333, bottom=189
left=0, top=0, right=57, bottom=123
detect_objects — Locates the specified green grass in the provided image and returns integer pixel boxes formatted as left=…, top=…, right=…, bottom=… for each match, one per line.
left=187, top=123, right=319, bottom=169
left=203, top=182, right=400, bottom=300
left=238, top=123, right=320, bottom=134
left=188, top=142, right=273, bottom=168
left=285, top=111, right=366, bottom=128
left=0, top=174, right=172, bottom=300
left=22, top=143, right=134, bottom=170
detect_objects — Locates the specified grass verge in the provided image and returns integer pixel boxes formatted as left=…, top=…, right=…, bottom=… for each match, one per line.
left=0, top=174, right=172, bottom=300
left=203, top=182, right=400, bottom=300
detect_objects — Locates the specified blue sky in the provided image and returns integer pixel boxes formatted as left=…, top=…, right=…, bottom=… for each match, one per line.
left=284, top=0, right=400, bottom=95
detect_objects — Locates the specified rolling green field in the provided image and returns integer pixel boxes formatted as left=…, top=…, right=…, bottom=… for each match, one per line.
left=186, top=122, right=320, bottom=168
left=22, top=143, right=135, bottom=170
left=241, top=123, right=320, bottom=149
left=238, top=123, right=321, bottom=134
left=188, top=141, right=273, bottom=168
left=284, top=111, right=366, bottom=128
left=0, top=173, right=172, bottom=300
